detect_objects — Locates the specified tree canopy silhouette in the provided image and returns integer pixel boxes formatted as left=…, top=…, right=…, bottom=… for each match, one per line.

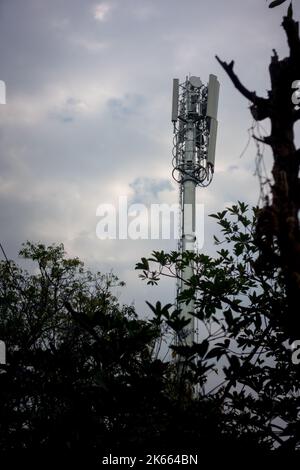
left=1, top=205, right=300, bottom=458
left=137, top=202, right=300, bottom=452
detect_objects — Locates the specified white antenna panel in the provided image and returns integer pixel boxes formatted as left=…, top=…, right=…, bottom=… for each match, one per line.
left=207, top=74, right=220, bottom=120
left=207, top=118, right=218, bottom=166
left=172, top=78, right=179, bottom=122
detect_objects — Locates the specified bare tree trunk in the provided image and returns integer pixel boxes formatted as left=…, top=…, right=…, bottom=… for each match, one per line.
left=216, top=3, right=300, bottom=338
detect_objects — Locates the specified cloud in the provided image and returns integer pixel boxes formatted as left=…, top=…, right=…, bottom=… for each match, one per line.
left=50, top=97, right=88, bottom=122
left=129, top=177, right=174, bottom=205
left=106, top=93, right=146, bottom=119
left=71, top=37, right=108, bottom=52
left=93, top=3, right=112, bottom=21
left=131, top=3, right=158, bottom=21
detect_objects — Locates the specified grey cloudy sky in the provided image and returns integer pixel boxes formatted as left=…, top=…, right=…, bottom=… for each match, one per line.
left=0, top=0, right=299, bottom=312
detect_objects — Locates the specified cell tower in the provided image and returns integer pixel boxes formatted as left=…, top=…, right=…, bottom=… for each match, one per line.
left=171, top=74, right=220, bottom=349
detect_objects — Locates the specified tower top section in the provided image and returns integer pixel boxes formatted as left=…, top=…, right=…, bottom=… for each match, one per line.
left=171, top=74, right=220, bottom=187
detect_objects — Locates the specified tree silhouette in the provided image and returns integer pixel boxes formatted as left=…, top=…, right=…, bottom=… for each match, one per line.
left=216, top=4, right=300, bottom=338
left=1, top=205, right=300, bottom=458
left=0, top=243, right=168, bottom=460
left=268, top=0, right=289, bottom=9
left=137, top=203, right=300, bottom=452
